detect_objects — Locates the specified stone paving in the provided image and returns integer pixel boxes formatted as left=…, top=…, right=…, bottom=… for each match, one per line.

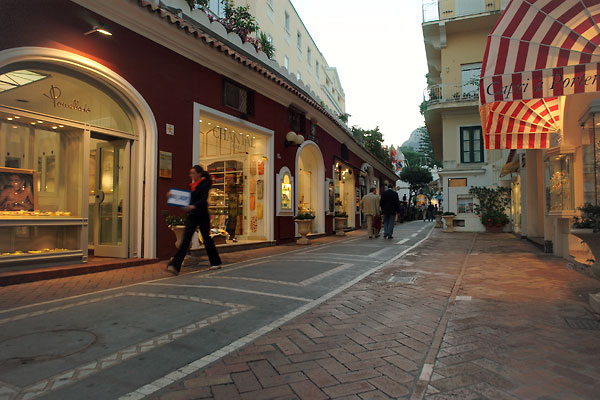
left=149, top=231, right=600, bottom=400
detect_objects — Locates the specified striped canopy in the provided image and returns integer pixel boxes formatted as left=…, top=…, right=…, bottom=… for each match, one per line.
left=479, top=0, right=600, bottom=149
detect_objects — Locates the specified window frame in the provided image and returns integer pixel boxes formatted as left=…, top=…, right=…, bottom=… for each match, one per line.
left=459, top=126, right=484, bottom=164
left=284, top=11, right=290, bottom=43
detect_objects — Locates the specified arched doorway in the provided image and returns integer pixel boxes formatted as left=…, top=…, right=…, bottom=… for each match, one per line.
left=0, top=47, right=157, bottom=262
left=296, top=141, right=324, bottom=234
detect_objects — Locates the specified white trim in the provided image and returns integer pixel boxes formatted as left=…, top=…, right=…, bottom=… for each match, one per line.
left=294, top=141, right=325, bottom=234
left=0, top=47, right=158, bottom=258
left=193, top=103, right=275, bottom=241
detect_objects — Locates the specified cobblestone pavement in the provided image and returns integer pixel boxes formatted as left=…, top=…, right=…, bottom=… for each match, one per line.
left=150, top=231, right=600, bottom=400
left=0, top=232, right=358, bottom=312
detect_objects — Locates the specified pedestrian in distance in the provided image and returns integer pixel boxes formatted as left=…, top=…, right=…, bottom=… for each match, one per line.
left=360, top=187, right=381, bottom=238
left=380, top=183, right=400, bottom=239
left=398, top=201, right=405, bottom=224
left=427, top=203, right=435, bottom=222
left=420, top=203, right=427, bottom=222
left=167, top=165, right=222, bottom=275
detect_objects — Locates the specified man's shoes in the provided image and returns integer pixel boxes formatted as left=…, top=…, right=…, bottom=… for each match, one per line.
left=369, top=236, right=373, bottom=239
left=166, top=264, right=179, bottom=275
left=388, top=236, right=394, bottom=239
left=383, top=235, right=388, bottom=239
left=209, top=265, right=222, bottom=270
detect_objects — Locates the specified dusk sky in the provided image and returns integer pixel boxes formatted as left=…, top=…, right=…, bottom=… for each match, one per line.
left=292, top=0, right=429, bottom=147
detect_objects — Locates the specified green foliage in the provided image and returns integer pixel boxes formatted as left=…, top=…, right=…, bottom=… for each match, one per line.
left=350, top=126, right=391, bottom=167
left=221, top=0, right=259, bottom=36
left=400, top=146, right=423, bottom=166
left=165, top=214, right=185, bottom=228
left=338, top=113, right=351, bottom=124
left=442, top=211, right=455, bottom=216
left=572, top=203, right=600, bottom=232
left=258, top=31, right=275, bottom=59
left=469, top=186, right=511, bottom=227
left=185, top=0, right=209, bottom=10
left=434, top=211, right=443, bottom=216
left=295, top=212, right=315, bottom=220
left=335, top=211, right=348, bottom=218
left=399, top=166, right=433, bottom=205
left=417, top=127, right=442, bottom=168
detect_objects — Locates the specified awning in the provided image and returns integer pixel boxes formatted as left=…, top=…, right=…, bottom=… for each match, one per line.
left=479, top=0, right=600, bottom=149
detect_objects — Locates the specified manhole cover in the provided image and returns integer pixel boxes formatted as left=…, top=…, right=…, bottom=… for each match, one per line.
left=564, top=318, right=600, bottom=330
left=387, top=272, right=417, bottom=284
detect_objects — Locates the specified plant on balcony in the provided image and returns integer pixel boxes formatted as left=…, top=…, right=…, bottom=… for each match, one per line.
left=185, top=0, right=209, bottom=10
left=469, top=186, right=511, bottom=230
left=258, top=31, right=275, bottom=59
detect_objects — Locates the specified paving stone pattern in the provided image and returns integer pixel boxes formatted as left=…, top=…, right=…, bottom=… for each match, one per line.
left=151, top=231, right=600, bottom=400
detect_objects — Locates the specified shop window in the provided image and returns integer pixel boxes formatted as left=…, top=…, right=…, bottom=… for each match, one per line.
left=582, top=114, right=600, bottom=205
left=277, top=167, right=293, bottom=216
left=223, top=80, right=254, bottom=118
left=460, top=127, right=484, bottom=164
left=545, top=152, right=574, bottom=212
left=341, top=143, right=349, bottom=161
left=288, top=107, right=306, bottom=133
left=457, top=195, right=474, bottom=213
left=448, top=178, right=467, bottom=187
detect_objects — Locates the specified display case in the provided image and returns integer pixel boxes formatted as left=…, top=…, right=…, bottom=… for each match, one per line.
left=207, top=160, right=244, bottom=235
left=276, top=167, right=293, bottom=216
left=545, top=150, right=574, bottom=212
left=581, top=110, right=600, bottom=205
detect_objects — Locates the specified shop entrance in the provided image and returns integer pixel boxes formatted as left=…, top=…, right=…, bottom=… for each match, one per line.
left=296, top=143, right=325, bottom=234
left=88, top=134, right=131, bottom=258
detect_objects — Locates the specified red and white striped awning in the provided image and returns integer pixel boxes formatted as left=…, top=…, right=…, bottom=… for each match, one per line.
left=479, top=0, right=600, bottom=149
left=481, top=97, right=561, bottom=149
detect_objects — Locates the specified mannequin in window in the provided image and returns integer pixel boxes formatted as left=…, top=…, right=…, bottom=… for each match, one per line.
left=226, top=175, right=240, bottom=242
left=0, top=174, right=34, bottom=211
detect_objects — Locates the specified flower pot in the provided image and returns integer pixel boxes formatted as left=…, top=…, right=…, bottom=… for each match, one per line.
left=570, top=229, right=600, bottom=278
left=442, top=216, right=455, bottom=232
left=484, top=225, right=504, bottom=233
left=170, top=225, right=186, bottom=248
left=295, top=219, right=313, bottom=245
left=335, top=217, right=347, bottom=236
left=434, top=214, right=443, bottom=228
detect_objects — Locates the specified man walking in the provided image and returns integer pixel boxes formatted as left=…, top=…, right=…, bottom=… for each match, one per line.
left=380, top=183, right=400, bottom=239
left=360, top=187, right=380, bottom=239
left=427, top=202, right=435, bottom=222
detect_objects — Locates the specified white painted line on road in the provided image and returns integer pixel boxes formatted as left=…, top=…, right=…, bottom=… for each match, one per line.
left=144, top=283, right=313, bottom=302
left=455, top=296, right=472, bottom=301
left=419, top=363, right=434, bottom=381
left=411, top=233, right=419, bottom=237
left=396, top=239, right=409, bottom=245
left=120, top=225, right=436, bottom=400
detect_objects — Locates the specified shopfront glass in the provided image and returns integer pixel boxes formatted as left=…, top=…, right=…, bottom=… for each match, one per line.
left=582, top=116, right=600, bottom=205
left=199, top=117, right=269, bottom=242
left=334, top=161, right=355, bottom=228
left=545, top=153, right=574, bottom=212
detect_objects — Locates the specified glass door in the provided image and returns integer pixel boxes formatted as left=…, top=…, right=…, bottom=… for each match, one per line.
left=91, top=139, right=130, bottom=258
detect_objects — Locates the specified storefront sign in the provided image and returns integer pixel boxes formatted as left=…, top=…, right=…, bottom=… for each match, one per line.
left=166, top=124, right=174, bottom=136
left=159, top=151, right=172, bottom=178
left=43, top=85, right=91, bottom=113
left=210, top=126, right=255, bottom=149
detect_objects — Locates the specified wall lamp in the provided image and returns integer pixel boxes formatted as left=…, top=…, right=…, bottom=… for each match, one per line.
left=84, top=25, right=113, bottom=36
left=285, top=131, right=305, bottom=147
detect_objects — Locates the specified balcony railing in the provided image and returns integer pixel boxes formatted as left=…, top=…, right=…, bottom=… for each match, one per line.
left=423, top=82, right=479, bottom=105
left=422, top=0, right=508, bottom=23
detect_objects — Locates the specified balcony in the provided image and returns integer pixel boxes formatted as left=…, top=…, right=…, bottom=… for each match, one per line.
left=424, top=82, right=479, bottom=106
left=422, top=0, right=507, bottom=23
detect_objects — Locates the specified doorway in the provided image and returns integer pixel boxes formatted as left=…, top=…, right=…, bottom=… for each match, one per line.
left=296, top=142, right=325, bottom=234
left=88, top=133, right=131, bottom=258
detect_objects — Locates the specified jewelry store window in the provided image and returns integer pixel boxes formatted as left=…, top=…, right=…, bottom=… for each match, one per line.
left=581, top=110, right=600, bottom=206
left=276, top=167, right=293, bottom=217
left=199, top=117, right=269, bottom=242
left=545, top=150, right=574, bottom=212
left=0, top=112, right=85, bottom=265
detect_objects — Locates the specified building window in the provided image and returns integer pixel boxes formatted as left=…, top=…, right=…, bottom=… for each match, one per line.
left=461, top=63, right=482, bottom=99
left=207, top=0, right=225, bottom=18
left=457, top=195, right=474, bottom=213
left=315, top=60, right=320, bottom=82
left=284, top=11, right=290, bottom=43
left=222, top=80, right=254, bottom=117
left=448, top=178, right=467, bottom=187
left=307, top=48, right=312, bottom=73
left=266, top=0, right=274, bottom=21
left=284, top=56, right=289, bottom=70
left=267, top=34, right=273, bottom=46
left=288, top=107, right=306, bottom=133
left=297, top=31, right=302, bottom=59
left=297, top=71, right=302, bottom=81
left=460, top=126, right=484, bottom=163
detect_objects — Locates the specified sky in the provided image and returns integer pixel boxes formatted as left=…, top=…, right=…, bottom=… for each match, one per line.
left=291, top=0, right=429, bottom=147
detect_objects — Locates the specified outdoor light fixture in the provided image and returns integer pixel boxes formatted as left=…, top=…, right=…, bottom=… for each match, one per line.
left=285, top=131, right=305, bottom=147
left=84, top=25, right=113, bottom=36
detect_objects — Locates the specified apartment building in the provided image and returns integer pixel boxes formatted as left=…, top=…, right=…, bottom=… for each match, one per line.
left=421, top=0, right=509, bottom=231
left=206, top=0, right=346, bottom=116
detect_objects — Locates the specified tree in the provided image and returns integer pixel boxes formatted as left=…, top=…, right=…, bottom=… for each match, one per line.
left=400, top=146, right=424, bottom=166
left=399, top=165, right=433, bottom=205
left=351, top=126, right=391, bottom=167
left=417, top=127, right=442, bottom=168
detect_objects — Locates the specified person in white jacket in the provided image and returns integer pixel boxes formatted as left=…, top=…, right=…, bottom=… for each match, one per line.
left=360, top=187, right=381, bottom=238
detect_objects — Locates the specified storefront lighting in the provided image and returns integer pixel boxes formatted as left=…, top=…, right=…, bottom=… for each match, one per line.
left=285, top=131, right=304, bottom=147
left=30, top=122, right=36, bottom=125
left=52, top=126, right=58, bottom=130
left=13, top=116, right=19, bottom=119
left=37, top=120, right=43, bottom=123
left=58, top=125, right=64, bottom=128
left=199, top=119, right=203, bottom=122
left=207, top=122, right=211, bottom=125
left=7, top=117, right=13, bottom=121
left=12, top=125, right=17, bottom=129
left=84, top=25, right=112, bottom=36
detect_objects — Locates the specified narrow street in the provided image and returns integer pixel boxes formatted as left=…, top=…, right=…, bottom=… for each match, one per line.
left=0, top=222, right=433, bottom=400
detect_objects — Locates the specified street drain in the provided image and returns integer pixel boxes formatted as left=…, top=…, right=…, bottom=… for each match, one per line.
left=387, top=272, right=417, bottom=284
left=564, top=318, right=600, bottom=330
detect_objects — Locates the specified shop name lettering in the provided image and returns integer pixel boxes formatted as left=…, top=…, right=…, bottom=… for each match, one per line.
left=43, top=85, right=91, bottom=113
left=210, top=127, right=255, bottom=148
left=486, top=73, right=600, bottom=98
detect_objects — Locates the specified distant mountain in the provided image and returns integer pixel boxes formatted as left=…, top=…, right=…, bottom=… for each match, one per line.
left=401, top=128, right=426, bottom=150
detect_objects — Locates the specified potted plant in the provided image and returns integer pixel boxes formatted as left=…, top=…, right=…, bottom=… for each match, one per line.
left=334, top=211, right=348, bottom=236
left=434, top=211, right=443, bottom=228
left=442, top=212, right=455, bottom=232
left=294, top=211, right=315, bottom=245
left=571, top=203, right=600, bottom=279
left=165, top=215, right=186, bottom=247
left=469, top=186, right=511, bottom=233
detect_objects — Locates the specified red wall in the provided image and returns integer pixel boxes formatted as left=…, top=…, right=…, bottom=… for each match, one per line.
left=0, top=0, right=390, bottom=258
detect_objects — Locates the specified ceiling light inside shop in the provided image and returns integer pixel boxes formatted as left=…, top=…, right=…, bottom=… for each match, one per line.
left=207, top=122, right=211, bottom=125
left=58, top=125, right=64, bottom=128
left=52, top=126, right=58, bottom=130
left=199, top=120, right=203, bottom=122
left=7, top=117, right=12, bottom=120
left=14, top=116, right=19, bottom=119
left=30, top=122, right=36, bottom=125
left=37, top=120, right=43, bottom=123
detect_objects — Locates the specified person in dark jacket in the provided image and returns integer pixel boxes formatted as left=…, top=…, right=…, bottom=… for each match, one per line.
left=379, top=183, right=400, bottom=239
left=427, top=203, right=435, bottom=222
left=167, top=165, right=222, bottom=275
